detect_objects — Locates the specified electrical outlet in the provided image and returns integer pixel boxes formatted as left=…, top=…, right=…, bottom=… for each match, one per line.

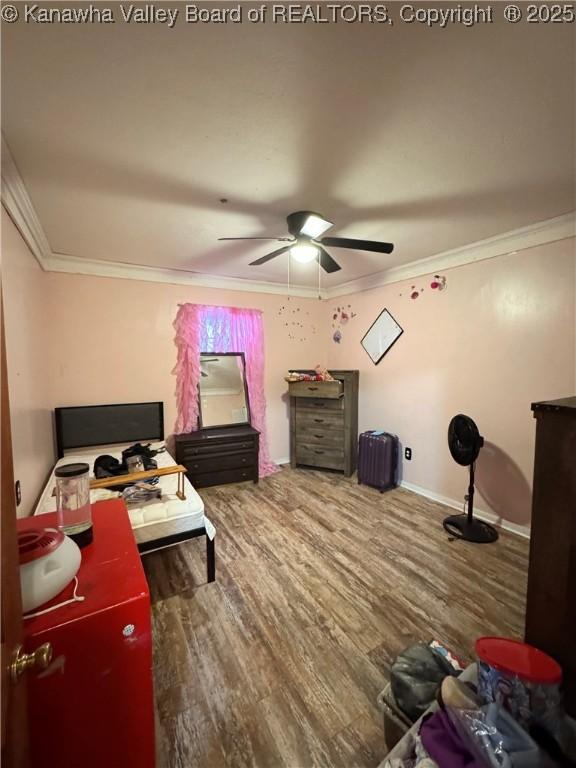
left=404, top=447, right=412, bottom=460
left=15, top=480, right=21, bottom=506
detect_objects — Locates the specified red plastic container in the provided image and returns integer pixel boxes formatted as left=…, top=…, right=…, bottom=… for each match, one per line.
left=476, top=637, right=562, bottom=732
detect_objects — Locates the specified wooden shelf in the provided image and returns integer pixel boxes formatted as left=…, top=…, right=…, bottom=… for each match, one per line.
left=89, top=464, right=187, bottom=500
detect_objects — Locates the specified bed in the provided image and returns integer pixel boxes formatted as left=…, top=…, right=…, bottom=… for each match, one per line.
left=34, top=402, right=216, bottom=583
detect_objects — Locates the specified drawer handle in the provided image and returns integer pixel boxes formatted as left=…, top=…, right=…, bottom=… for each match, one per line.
left=242, top=457, right=247, bottom=463
left=193, top=464, right=199, bottom=469
left=314, top=450, right=324, bottom=454
left=307, top=386, right=319, bottom=391
left=313, top=419, right=324, bottom=423
left=313, top=401, right=325, bottom=407
left=314, top=434, right=324, bottom=439
left=242, top=472, right=247, bottom=477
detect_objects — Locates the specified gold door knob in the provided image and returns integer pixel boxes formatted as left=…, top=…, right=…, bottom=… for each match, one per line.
left=10, top=643, right=53, bottom=683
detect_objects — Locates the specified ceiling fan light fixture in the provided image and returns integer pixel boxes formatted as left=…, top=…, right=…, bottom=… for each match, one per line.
left=299, top=214, right=333, bottom=239
left=241, top=210, right=393, bottom=272
left=290, top=243, right=319, bottom=263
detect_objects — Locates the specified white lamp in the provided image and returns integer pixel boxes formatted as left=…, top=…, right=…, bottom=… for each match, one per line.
left=290, top=243, right=319, bottom=263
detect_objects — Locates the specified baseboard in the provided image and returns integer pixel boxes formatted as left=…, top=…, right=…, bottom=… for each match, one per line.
left=271, top=464, right=531, bottom=539
left=399, top=480, right=531, bottom=540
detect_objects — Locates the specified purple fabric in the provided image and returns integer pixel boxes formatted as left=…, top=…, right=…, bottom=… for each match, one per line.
left=172, top=303, right=279, bottom=478
left=420, top=709, right=485, bottom=768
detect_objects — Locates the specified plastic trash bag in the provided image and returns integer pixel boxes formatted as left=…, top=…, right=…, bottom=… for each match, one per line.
left=447, top=705, right=540, bottom=768
left=391, top=643, right=458, bottom=722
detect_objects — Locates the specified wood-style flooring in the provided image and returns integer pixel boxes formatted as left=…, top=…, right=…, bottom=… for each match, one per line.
left=143, top=467, right=529, bottom=768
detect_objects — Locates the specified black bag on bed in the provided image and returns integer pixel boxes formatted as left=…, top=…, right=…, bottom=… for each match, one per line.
left=93, top=444, right=160, bottom=492
left=122, top=443, right=163, bottom=463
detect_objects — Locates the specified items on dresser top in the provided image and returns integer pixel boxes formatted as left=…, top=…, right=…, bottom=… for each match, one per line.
left=175, top=424, right=260, bottom=488
left=288, top=369, right=359, bottom=476
left=285, top=365, right=335, bottom=383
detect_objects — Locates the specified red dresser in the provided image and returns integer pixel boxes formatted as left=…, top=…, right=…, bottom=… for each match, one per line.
left=19, top=500, right=155, bottom=768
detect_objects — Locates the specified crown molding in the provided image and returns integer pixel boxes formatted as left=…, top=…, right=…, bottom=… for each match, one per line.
left=34, top=211, right=576, bottom=300
left=1, top=135, right=52, bottom=269
left=39, top=211, right=576, bottom=300
left=325, top=212, right=575, bottom=299
left=2, top=140, right=572, bottom=299
left=45, top=252, right=327, bottom=298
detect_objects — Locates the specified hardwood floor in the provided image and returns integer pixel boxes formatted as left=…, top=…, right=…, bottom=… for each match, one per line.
left=143, top=467, right=529, bottom=768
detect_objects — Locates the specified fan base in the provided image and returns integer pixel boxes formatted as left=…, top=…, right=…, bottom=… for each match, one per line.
left=442, top=514, right=499, bottom=544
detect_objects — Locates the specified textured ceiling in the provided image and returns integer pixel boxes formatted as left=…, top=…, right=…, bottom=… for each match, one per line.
left=2, top=5, right=575, bottom=288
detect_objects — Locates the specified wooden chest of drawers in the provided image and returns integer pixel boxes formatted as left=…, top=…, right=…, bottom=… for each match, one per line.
left=289, top=370, right=359, bottom=477
left=525, top=397, right=576, bottom=716
left=175, top=425, right=259, bottom=488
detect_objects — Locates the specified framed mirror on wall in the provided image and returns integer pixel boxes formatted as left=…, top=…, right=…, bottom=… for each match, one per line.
left=198, top=353, right=251, bottom=429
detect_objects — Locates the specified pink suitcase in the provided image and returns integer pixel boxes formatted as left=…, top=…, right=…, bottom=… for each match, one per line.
left=358, top=431, right=399, bottom=492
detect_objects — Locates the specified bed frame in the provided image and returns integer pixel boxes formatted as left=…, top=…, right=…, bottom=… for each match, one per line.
left=53, top=401, right=215, bottom=583
left=139, top=526, right=215, bottom=583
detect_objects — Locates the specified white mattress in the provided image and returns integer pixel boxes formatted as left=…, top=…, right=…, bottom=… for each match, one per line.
left=35, top=442, right=215, bottom=540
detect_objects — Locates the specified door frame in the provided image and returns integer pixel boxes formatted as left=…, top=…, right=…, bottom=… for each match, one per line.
left=1, top=285, right=29, bottom=767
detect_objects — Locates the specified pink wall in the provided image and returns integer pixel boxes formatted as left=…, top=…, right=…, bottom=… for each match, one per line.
left=2, top=209, right=55, bottom=516
left=3, top=216, right=574, bottom=534
left=326, top=238, right=575, bottom=534
left=43, top=273, right=326, bottom=463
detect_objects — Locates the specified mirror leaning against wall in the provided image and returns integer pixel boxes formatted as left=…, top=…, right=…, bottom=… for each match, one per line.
left=198, top=353, right=251, bottom=429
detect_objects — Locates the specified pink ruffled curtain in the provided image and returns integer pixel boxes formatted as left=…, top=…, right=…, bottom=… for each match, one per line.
left=173, top=303, right=278, bottom=477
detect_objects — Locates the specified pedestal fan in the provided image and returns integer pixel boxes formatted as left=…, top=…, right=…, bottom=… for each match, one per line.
left=443, top=414, right=499, bottom=543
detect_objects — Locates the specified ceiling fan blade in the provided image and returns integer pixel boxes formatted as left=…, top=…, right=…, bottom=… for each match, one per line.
left=317, top=247, right=341, bottom=274
left=319, top=236, right=394, bottom=254
left=249, top=245, right=291, bottom=266
left=219, top=237, right=292, bottom=242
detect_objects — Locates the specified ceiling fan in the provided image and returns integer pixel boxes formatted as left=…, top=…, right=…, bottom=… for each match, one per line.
left=218, top=211, right=394, bottom=273
left=200, top=357, right=219, bottom=377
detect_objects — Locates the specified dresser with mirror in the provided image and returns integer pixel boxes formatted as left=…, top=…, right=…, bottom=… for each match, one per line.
left=175, top=353, right=260, bottom=488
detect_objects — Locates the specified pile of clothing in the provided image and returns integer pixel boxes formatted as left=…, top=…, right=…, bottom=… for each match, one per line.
left=383, top=642, right=576, bottom=768
left=391, top=676, right=540, bottom=767
left=93, top=443, right=165, bottom=504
